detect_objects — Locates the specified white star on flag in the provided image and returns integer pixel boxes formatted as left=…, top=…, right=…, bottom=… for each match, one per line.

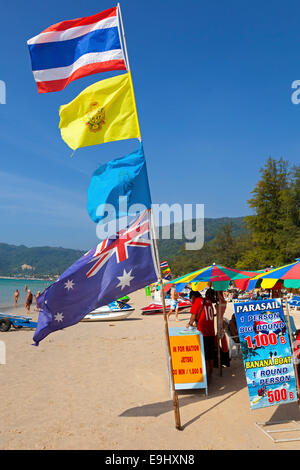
left=117, top=269, right=134, bottom=290
left=64, top=279, right=75, bottom=291
left=54, top=312, right=64, bottom=323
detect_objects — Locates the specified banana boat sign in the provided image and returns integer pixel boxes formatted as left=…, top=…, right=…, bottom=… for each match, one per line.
left=234, top=299, right=298, bottom=410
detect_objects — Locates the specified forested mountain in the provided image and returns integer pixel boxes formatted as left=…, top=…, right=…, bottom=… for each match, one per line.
left=0, top=243, right=84, bottom=278
left=157, top=216, right=246, bottom=261
left=0, top=217, right=245, bottom=277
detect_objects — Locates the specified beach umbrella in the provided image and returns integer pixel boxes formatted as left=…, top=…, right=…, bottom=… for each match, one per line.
left=164, top=264, right=262, bottom=292
left=247, top=259, right=300, bottom=290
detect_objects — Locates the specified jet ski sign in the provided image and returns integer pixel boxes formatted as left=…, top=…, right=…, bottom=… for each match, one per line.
left=234, top=299, right=298, bottom=410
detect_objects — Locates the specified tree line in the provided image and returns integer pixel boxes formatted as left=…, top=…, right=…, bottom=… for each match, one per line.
left=171, top=157, right=300, bottom=276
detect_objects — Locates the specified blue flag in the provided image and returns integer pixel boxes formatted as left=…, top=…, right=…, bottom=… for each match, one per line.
left=33, top=210, right=158, bottom=345
left=87, top=143, right=152, bottom=224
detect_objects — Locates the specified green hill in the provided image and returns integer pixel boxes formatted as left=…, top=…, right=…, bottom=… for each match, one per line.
left=157, top=216, right=246, bottom=261
left=0, top=243, right=84, bottom=278
left=0, top=217, right=246, bottom=277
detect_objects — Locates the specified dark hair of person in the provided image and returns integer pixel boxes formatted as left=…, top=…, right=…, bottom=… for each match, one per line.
left=189, top=290, right=202, bottom=299
left=205, top=288, right=216, bottom=302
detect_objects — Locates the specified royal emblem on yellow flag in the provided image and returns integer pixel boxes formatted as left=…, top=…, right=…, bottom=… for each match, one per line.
left=59, top=72, right=141, bottom=150
left=84, top=102, right=105, bottom=132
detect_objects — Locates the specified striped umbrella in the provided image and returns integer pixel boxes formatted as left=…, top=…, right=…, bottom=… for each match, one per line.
left=164, top=264, right=262, bottom=292
left=247, top=259, right=300, bottom=290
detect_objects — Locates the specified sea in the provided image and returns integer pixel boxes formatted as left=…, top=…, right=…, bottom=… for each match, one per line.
left=0, top=278, right=51, bottom=311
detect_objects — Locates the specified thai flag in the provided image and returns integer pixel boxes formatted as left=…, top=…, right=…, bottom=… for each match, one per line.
left=160, top=261, right=169, bottom=269
left=27, top=7, right=127, bottom=93
left=160, top=261, right=172, bottom=280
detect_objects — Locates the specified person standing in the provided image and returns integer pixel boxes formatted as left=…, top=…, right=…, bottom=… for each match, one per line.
left=216, top=291, right=230, bottom=367
left=186, top=289, right=216, bottom=384
left=25, top=289, right=33, bottom=313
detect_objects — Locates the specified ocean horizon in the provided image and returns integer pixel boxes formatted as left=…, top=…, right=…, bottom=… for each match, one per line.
left=0, top=278, right=51, bottom=310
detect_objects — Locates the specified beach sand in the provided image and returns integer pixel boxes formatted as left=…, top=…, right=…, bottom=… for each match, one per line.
left=1, top=290, right=300, bottom=450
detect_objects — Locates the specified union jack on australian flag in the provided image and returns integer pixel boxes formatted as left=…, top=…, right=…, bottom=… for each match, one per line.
left=33, top=210, right=158, bottom=345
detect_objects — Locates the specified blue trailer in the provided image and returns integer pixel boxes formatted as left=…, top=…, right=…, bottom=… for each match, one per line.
left=0, top=313, right=37, bottom=332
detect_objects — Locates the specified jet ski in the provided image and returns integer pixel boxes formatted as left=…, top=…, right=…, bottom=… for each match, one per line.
left=82, top=300, right=134, bottom=322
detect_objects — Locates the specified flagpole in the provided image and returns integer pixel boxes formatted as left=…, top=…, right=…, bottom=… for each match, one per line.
left=118, top=3, right=181, bottom=430
left=117, top=3, right=131, bottom=71
left=149, top=210, right=182, bottom=430
left=284, top=295, right=300, bottom=406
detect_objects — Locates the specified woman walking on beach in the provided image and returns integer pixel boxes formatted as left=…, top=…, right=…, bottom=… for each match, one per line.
left=14, top=289, right=19, bottom=306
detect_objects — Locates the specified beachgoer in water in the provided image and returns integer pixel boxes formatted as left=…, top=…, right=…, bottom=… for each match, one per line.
left=14, top=289, right=19, bottom=306
left=24, top=284, right=28, bottom=293
left=25, top=290, right=33, bottom=313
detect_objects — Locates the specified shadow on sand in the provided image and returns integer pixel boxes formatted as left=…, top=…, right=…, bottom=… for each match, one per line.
left=120, top=356, right=246, bottom=429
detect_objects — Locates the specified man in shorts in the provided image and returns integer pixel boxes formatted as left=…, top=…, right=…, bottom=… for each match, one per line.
left=25, top=290, right=33, bottom=313
left=168, top=285, right=180, bottom=321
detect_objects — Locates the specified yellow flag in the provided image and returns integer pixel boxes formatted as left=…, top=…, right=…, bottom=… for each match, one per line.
left=59, top=72, right=141, bottom=150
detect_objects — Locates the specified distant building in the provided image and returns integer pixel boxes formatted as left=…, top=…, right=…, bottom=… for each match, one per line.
left=21, top=264, right=34, bottom=271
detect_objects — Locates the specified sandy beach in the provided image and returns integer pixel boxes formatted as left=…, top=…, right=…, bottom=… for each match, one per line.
left=1, top=290, right=300, bottom=450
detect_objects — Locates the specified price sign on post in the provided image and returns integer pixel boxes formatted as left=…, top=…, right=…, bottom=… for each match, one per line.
left=168, top=327, right=208, bottom=395
left=234, top=299, right=298, bottom=410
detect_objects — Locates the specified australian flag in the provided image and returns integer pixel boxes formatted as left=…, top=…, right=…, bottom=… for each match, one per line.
left=33, top=210, right=158, bottom=345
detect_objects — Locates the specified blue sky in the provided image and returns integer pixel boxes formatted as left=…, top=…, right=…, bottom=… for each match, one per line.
left=0, top=0, right=300, bottom=249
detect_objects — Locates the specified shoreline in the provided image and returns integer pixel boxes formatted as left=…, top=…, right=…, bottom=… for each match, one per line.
left=0, top=276, right=54, bottom=281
